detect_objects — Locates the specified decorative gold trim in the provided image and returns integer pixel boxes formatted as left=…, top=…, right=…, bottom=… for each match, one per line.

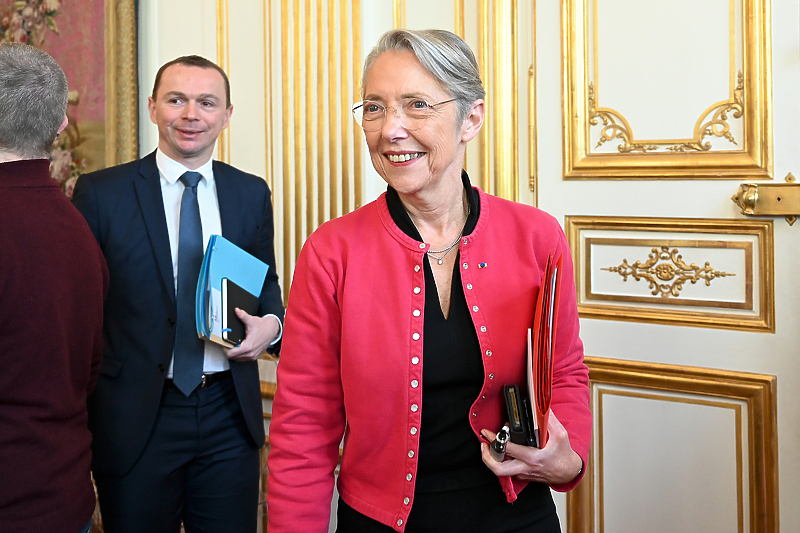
left=491, top=0, right=518, bottom=201
left=666, top=71, right=745, bottom=152
left=600, top=244, right=737, bottom=300
left=216, top=0, right=231, bottom=163
left=263, top=0, right=274, bottom=190
left=528, top=64, right=536, bottom=193
left=596, top=389, right=745, bottom=533
left=587, top=238, right=752, bottom=309
left=292, top=0, right=302, bottom=255
left=316, top=1, right=325, bottom=227
left=589, top=71, right=745, bottom=153
left=339, top=0, right=351, bottom=215
left=567, top=357, right=778, bottom=533
left=563, top=0, right=772, bottom=179
left=305, top=0, right=314, bottom=235
left=280, top=0, right=292, bottom=290
left=393, top=0, right=405, bottom=29
left=328, top=0, right=338, bottom=220
left=454, top=0, right=465, bottom=38
left=478, top=1, right=489, bottom=193
left=270, top=0, right=362, bottom=295
left=588, top=83, right=658, bottom=153
left=104, top=0, right=138, bottom=165
left=353, top=0, right=363, bottom=210
left=529, top=1, right=537, bottom=196
left=566, top=216, right=774, bottom=332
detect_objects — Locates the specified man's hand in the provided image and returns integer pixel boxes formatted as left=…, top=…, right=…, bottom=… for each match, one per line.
left=225, top=309, right=280, bottom=362
left=479, top=410, right=583, bottom=485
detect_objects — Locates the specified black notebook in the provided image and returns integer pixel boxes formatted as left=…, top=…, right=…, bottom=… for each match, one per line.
left=221, top=278, right=260, bottom=346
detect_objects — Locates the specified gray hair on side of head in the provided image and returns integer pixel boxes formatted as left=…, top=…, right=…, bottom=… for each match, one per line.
left=0, top=43, right=68, bottom=159
left=361, top=29, right=486, bottom=123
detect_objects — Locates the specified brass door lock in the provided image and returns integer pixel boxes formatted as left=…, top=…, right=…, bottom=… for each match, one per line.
left=732, top=173, right=798, bottom=226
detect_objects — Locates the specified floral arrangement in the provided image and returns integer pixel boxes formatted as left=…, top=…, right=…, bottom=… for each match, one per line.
left=50, top=138, right=85, bottom=198
left=1, top=0, right=85, bottom=198
left=0, top=0, right=61, bottom=46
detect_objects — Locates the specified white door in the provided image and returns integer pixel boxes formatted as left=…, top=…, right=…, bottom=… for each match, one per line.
left=533, top=1, right=798, bottom=532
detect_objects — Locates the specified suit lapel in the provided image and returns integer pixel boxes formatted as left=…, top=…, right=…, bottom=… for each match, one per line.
left=214, top=161, right=242, bottom=245
left=133, top=152, right=177, bottom=305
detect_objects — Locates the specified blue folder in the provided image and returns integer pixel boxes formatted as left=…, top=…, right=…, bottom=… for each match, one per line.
left=195, top=234, right=269, bottom=345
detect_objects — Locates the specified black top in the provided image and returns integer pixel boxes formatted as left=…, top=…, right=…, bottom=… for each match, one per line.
left=385, top=171, right=494, bottom=492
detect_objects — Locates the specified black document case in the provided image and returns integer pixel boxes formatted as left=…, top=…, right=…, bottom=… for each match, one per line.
left=221, top=278, right=259, bottom=346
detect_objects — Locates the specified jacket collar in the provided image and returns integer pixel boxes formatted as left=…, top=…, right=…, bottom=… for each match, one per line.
left=379, top=170, right=485, bottom=252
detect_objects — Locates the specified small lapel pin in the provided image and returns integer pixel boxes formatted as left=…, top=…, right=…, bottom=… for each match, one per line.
left=478, top=262, right=488, bottom=268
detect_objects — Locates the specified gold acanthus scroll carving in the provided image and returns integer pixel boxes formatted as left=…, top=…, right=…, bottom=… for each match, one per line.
left=588, top=83, right=658, bottom=153
left=602, top=246, right=735, bottom=298
left=588, top=70, right=744, bottom=153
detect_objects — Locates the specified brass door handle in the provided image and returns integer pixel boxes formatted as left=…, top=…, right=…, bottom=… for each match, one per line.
left=732, top=173, right=799, bottom=225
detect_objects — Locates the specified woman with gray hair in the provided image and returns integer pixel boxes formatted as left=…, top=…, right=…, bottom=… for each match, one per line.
left=267, top=29, right=591, bottom=532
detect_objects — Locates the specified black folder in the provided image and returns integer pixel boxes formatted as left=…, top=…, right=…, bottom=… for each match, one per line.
left=221, top=278, right=259, bottom=346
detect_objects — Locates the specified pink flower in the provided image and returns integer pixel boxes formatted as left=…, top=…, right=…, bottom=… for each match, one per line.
left=49, top=147, right=72, bottom=184
left=63, top=176, right=77, bottom=199
left=43, top=0, right=61, bottom=12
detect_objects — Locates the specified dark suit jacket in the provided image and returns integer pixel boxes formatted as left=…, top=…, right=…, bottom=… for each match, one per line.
left=72, top=150, right=284, bottom=476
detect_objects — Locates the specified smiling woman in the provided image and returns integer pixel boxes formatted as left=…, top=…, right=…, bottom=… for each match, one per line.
left=267, top=28, right=592, bottom=533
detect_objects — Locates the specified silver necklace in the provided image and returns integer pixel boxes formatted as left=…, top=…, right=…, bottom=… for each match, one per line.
left=426, top=232, right=463, bottom=265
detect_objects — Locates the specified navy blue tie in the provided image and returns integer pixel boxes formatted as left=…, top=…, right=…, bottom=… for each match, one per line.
left=173, top=171, right=205, bottom=396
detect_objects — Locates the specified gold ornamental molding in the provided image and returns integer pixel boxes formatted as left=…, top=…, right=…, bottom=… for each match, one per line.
left=392, top=0, right=405, bottom=28
left=267, top=0, right=362, bottom=301
left=601, top=245, right=735, bottom=299
left=566, top=216, right=774, bottom=332
left=105, top=0, right=138, bottom=165
left=588, top=82, right=658, bottom=154
left=567, top=357, right=778, bottom=533
left=216, top=0, right=231, bottom=163
left=462, top=0, right=518, bottom=201
left=666, top=71, right=745, bottom=153
left=563, top=0, right=772, bottom=179
left=588, top=72, right=745, bottom=155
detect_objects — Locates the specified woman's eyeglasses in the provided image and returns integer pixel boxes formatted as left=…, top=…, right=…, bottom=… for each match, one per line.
left=351, top=98, right=457, bottom=132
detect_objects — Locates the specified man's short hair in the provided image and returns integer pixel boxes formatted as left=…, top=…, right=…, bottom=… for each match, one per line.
left=152, top=55, right=232, bottom=109
left=0, top=43, right=68, bottom=159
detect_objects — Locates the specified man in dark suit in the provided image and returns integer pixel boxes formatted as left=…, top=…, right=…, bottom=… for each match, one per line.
left=72, top=55, right=284, bottom=533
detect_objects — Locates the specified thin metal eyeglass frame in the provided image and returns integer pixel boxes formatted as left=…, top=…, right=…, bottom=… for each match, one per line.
left=351, top=98, right=458, bottom=131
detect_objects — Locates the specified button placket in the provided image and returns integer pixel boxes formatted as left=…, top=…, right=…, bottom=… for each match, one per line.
left=406, top=258, right=423, bottom=508
left=462, top=251, right=497, bottom=415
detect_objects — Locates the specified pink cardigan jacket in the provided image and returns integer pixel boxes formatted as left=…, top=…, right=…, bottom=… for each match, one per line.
left=267, top=188, right=591, bottom=532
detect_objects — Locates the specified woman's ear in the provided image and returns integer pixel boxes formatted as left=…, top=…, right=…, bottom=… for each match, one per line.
left=461, top=99, right=485, bottom=142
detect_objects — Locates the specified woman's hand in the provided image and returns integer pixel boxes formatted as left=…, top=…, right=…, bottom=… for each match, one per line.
left=479, top=410, right=583, bottom=485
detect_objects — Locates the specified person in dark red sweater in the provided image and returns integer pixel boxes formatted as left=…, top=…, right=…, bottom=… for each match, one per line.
left=0, top=43, right=109, bottom=533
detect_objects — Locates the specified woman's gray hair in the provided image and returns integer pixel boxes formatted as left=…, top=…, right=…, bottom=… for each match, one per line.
left=0, top=43, right=68, bottom=159
left=361, top=29, right=485, bottom=123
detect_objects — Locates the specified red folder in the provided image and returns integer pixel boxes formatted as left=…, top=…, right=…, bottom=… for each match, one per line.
left=527, top=253, right=563, bottom=448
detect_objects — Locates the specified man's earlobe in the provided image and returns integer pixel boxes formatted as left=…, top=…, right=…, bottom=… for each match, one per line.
left=57, top=115, right=69, bottom=135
